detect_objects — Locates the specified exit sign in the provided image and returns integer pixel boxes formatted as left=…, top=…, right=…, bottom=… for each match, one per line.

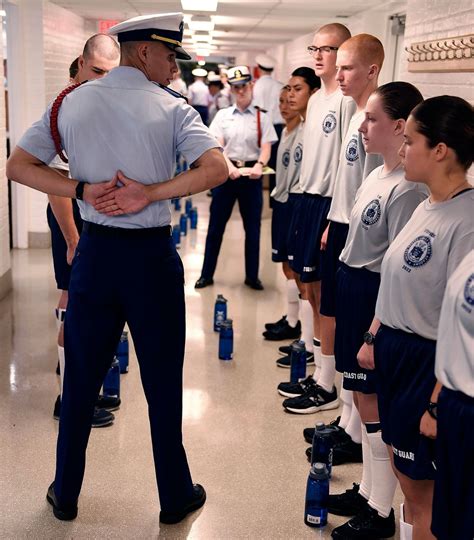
left=98, top=20, right=120, bottom=33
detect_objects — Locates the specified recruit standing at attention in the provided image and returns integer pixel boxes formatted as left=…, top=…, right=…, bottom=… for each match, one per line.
left=195, top=65, right=277, bottom=291
left=7, top=12, right=227, bottom=525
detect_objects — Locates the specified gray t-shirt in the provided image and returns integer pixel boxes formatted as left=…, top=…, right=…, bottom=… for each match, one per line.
left=271, top=124, right=300, bottom=203
left=299, top=89, right=355, bottom=196
left=328, top=110, right=382, bottom=224
left=288, top=122, right=305, bottom=195
left=376, top=189, right=474, bottom=340
left=340, top=165, right=428, bottom=272
left=435, top=250, right=474, bottom=397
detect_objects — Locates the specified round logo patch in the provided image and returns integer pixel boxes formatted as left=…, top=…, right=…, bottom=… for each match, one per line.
left=345, top=137, right=359, bottom=162
left=322, top=113, right=337, bottom=134
left=294, top=143, right=303, bottom=163
left=361, top=199, right=381, bottom=226
left=464, top=274, right=474, bottom=306
left=282, top=149, right=290, bottom=168
left=404, top=235, right=433, bottom=268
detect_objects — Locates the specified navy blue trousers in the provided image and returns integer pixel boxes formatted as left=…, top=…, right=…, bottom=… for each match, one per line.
left=193, top=105, right=209, bottom=126
left=201, top=177, right=263, bottom=281
left=55, top=224, right=193, bottom=512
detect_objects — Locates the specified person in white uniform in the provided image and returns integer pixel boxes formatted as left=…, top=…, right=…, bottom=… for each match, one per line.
left=7, top=12, right=228, bottom=525
left=188, top=67, right=210, bottom=124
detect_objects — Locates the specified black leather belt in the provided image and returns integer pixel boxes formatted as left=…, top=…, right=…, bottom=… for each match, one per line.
left=83, top=221, right=172, bottom=238
left=231, top=159, right=257, bottom=168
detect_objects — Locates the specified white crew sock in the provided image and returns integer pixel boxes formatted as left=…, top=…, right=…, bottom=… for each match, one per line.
left=286, top=280, right=300, bottom=328
left=359, top=424, right=372, bottom=501
left=317, top=354, right=336, bottom=392
left=366, top=425, right=398, bottom=518
left=55, top=307, right=66, bottom=331
left=339, top=387, right=353, bottom=429
left=345, top=405, right=362, bottom=444
left=399, top=503, right=413, bottom=540
left=313, top=339, right=321, bottom=381
left=58, top=345, right=65, bottom=397
left=300, top=299, right=313, bottom=353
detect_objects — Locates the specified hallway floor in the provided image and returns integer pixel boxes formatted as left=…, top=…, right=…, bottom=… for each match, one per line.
left=0, top=192, right=401, bottom=539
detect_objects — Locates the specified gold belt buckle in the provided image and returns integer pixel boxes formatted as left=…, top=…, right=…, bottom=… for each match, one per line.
left=234, top=159, right=245, bottom=168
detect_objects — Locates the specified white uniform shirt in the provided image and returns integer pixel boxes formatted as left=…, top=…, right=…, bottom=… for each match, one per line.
left=253, top=74, right=284, bottom=125
left=375, top=189, right=474, bottom=340
left=188, top=80, right=210, bottom=107
left=435, top=250, right=474, bottom=397
left=340, top=166, right=428, bottom=272
left=271, top=124, right=300, bottom=203
left=328, top=110, right=383, bottom=224
left=299, top=89, right=356, bottom=196
left=210, top=104, right=277, bottom=161
left=18, top=66, right=220, bottom=229
left=168, top=77, right=187, bottom=96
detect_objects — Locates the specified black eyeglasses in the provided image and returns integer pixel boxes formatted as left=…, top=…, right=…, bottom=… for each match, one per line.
left=307, top=46, right=339, bottom=55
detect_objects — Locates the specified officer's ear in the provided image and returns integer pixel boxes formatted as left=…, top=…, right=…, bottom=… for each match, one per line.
left=136, top=42, right=150, bottom=63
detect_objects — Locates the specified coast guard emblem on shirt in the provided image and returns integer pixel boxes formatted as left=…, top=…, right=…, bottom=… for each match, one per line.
left=404, top=235, right=432, bottom=268
left=322, top=113, right=337, bottom=134
left=464, top=274, right=474, bottom=307
left=361, top=199, right=381, bottom=226
left=345, top=137, right=359, bottom=162
left=282, top=149, right=290, bottom=168
left=294, top=143, right=303, bottom=163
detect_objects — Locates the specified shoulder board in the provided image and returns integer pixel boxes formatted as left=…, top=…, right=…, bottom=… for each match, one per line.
left=254, top=105, right=268, bottom=113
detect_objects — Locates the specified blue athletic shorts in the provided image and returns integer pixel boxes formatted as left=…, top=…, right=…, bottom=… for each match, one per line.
left=271, top=199, right=291, bottom=263
left=286, top=193, right=303, bottom=266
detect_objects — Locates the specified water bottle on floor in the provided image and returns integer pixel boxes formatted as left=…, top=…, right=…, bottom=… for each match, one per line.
left=185, top=197, right=193, bottom=216
left=103, top=357, right=120, bottom=398
left=180, top=213, right=188, bottom=236
left=311, top=422, right=334, bottom=477
left=214, top=294, right=228, bottom=331
left=172, top=225, right=181, bottom=248
left=219, top=319, right=233, bottom=360
left=190, top=207, right=198, bottom=229
left=173, top=198, right=181, bottom=211
left=290, top=340, right=307, bottom=383
left=116, top=331, right=129, bottom=374
left=304, top=462, right=329, bottom=528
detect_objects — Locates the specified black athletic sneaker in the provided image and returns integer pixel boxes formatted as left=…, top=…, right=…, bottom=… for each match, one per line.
left=276, top=352, right=315, bottom=368
left=263, top=320, right=301, bottom=341
left=278, top=340, right=299, bottom=356
left=53, top=397, right=115, bottom=428
left=303, top=416, right=348, bottom=444
left=331, top=506, right=395, bottom=539
left=265, top=315, right=287, bottom=331
left=277, top=375, right=317, bottom=398
left=332, top=438, right=363, bottom=465
left=328, top=483, right=368, bottom=516
left=283, top=385, right=339, bottom=414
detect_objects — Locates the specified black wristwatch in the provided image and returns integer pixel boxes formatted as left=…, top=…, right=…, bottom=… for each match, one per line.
left=75, top=181, right=87, bottom=201
left=257, top=160, right=265, bottom=166
left=363, top=331, right=376, bottom=345
left=427, top=401, right=438, bottom=420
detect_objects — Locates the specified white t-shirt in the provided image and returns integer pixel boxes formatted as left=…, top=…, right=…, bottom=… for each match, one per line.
left=188, top=80, right=210, bottom=107
left=375, top=189, right=474, bottom=340
left=271, top=124, right=300, bottom=203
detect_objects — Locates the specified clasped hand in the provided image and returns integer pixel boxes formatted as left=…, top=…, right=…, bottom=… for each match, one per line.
left=85, top=171, right=151, bottom=216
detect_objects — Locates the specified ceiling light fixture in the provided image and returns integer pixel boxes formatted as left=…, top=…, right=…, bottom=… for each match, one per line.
left=181, top=0, right=218, bottom=11
left=188, top=15, right=215, bottom=33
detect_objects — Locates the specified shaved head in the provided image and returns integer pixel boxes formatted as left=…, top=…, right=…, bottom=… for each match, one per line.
left=83, top=33, right=120, bottom=62
left=316, top=23, right=351, bottom=46
left=339, top=33, right=385, bottom=69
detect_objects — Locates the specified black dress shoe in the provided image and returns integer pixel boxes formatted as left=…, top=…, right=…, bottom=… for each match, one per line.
left=46, top=482, right=78, bottom=521
left=159, top=484, right=206, bottom=524
left=195, top=277, right=214, bottom=289
left=262, top=320, right=301, bottom=341
left=244, top=278, right=264, bottom=290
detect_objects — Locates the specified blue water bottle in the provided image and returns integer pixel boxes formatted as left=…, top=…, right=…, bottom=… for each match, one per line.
left=185, top=197, right=193, bottom=216
left=190, top=207, right=198, bottom=229
left=103, top=357, right=120, bottom=398
left=214, top=294, right=228, bottom=331
left=180, top=213, right=188, bottom=236
left=173, top=197, right=181, bottom=211
left=172, top=224, right=181, bottom=248
left=304, top=462, right=329, bottom=528
left=219, top=319, right=233, bottom=360
left=290, top=340, right=307, bottom=383
left=311, top=422, right=334, bottom=477
left=116, top=331, right=129, bottom=374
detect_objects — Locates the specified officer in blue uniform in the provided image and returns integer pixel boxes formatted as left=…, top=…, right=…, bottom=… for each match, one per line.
left=195, top=65, right=278, bottom=290
left=7, top=12, right=228, bottom=524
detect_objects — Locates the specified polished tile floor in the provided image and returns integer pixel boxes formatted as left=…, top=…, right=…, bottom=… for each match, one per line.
left=0, top=192, right=401, bottom=539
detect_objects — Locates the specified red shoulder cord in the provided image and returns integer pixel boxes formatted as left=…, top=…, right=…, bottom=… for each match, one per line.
left=49, top=82, right=84, bottom=163
left=256, top=108, right=262, bottom=149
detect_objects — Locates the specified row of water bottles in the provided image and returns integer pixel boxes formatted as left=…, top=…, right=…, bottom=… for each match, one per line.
left=171, top=197, right=198, bottom=248
left=102, top=331, right=129, bottom=399
left=214, top=294, right=233, bottom=360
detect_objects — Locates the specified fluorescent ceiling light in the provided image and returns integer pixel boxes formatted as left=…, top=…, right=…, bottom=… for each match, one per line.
left=191, top=32, right=213, bottom=43
left=198, top=60, right=206, bottom=66
left=188, top=15, right=215, bottom=32
left=181, top=0, right=218, bottom=11
left=196, top=48, right=211, bottom=57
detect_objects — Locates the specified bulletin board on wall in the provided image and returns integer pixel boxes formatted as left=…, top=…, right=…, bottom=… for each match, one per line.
left=406, top=34, right=474, bottom=73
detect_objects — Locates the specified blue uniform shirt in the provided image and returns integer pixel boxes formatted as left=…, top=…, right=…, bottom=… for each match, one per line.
left=18, top=66, right=220, bottom=228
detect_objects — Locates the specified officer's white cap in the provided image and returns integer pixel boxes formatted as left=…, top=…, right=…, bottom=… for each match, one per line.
left=207, top=71, right=221, bottom=82
left=227, top=65, right=252, bottom=86
left=256, top=54, right=276, bottom=70
left=108, top=13, right=191, bottom=60
left=192, top=68, right=208, bottom=77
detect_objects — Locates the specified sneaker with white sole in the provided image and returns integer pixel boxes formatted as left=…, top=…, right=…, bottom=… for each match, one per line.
left=276, top=352, right=314, bottom=368
left=278, top=340, right=299, bottom=356
left=283, top=385, right=339, bottom=414
left=331, top=506, right=395, bottom=539
left=277, top=375, right=317, bottom=398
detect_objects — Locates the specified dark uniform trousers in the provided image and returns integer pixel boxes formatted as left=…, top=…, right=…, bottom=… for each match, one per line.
left=55, top=223, right=194, bottom=512
left=201, top=174, right=263, bottom=281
